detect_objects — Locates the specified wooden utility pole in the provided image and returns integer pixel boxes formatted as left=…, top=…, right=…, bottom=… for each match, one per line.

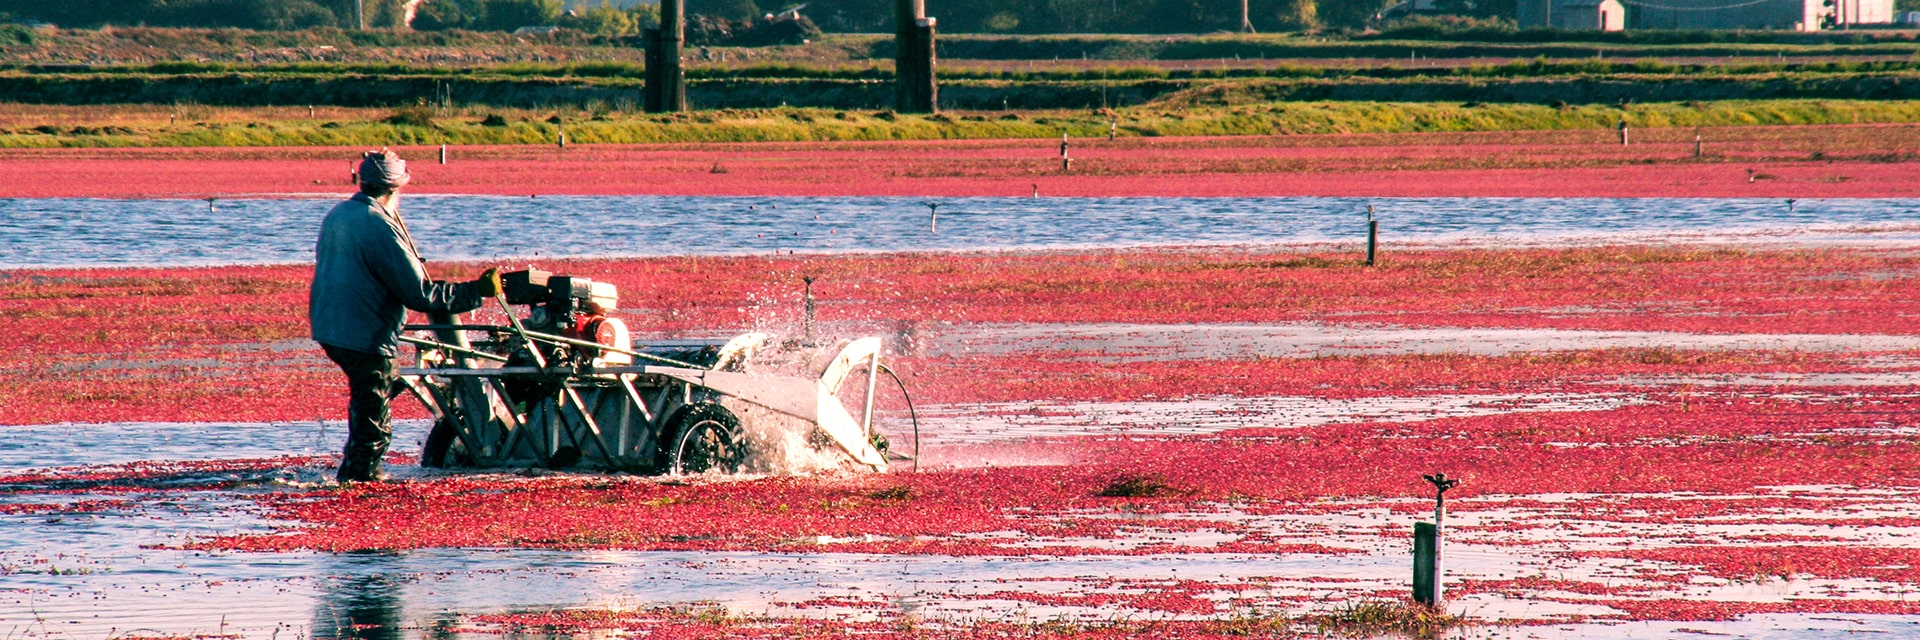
left=1240, top=0, right=1254, bottom=33
left=644, top=0, right=687, bottom=112
left=895, top=0, right=937, bottom=113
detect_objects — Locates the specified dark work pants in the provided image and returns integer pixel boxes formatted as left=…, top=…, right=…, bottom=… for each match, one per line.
left=323, top=344, right=401, bottom=482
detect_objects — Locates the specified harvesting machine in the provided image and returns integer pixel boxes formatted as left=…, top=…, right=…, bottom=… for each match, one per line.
left=394, top=268, right=900, bottom=475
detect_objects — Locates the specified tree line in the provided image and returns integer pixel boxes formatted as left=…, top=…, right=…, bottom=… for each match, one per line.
left=0, top=0, right=653, bottom=33
left=801, top=0, right=1514, bottom=34
left=0, top=0, right=1513, bottom=34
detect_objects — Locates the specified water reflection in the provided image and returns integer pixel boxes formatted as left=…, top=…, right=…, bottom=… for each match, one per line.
left=0, top=420, right=426, bottom=473
left=3, top=485, right=1918, bottom=640
left=312, top=556, right=408, bottom=640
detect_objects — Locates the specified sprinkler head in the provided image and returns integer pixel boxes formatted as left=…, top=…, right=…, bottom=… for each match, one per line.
left=1422, top=472, right=1459, bottom=494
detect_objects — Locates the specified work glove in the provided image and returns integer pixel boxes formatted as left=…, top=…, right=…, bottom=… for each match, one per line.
left=473, top=267, right=503, bottom=297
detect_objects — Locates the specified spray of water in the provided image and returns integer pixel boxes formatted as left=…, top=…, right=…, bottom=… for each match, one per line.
left=680, top=338, right=874, bottom=476
left=729, top=402, right=861, bottom=476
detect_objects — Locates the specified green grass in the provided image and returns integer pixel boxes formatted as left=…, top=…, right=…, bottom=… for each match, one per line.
left=12, top=29, right=1920, bottom=71
left=1096, top=473, right=1178, bottom=497
left=4, top=99, right=1917, bottom=148
left=13, top=34, right=1920, bottom=116
left=6, top=71, right=1920, bottom=114
left=1130, top=98, right=1920, bottom=136
left=22, top=56, right=1920, bottom=82
left=11, top=58, right=1920, bottom=113
left=1308, top=598, right=1465, bottom=638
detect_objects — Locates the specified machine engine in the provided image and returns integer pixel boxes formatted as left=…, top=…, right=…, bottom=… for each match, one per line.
left=502, top=268, right=630, bottom=367
left=498, top=269, right=630, bottom=410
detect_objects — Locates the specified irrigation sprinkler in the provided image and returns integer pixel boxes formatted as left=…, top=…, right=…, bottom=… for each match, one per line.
left=803, top=276, right=817, bottom=345
left=1424, top=472, right=1460, bottom=526
left=1365, top=205, right=1379, bottom=267
left=924, top=202, right=941, bottom=233
left=1413, top=472, right=1461, bottom=607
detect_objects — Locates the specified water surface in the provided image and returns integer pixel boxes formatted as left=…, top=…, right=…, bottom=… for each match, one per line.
left=4, top=195, right=1916, bottom=268
left=6, top=194, right=1920, bottom=637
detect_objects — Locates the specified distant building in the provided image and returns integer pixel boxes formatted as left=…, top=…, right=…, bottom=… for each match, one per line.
left=766, top=3, right=809, bottom=21
left=565, top=0, right=652, bottom=7
left=1518, top=0, right=1894, bottom=31
left=1381, top=0, right=1444, bottom=18
left=1556, top=0, right=1627, bottom=30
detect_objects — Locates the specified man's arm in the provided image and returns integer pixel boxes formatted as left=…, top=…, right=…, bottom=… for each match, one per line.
left=364, top=217, right=487, bottom=315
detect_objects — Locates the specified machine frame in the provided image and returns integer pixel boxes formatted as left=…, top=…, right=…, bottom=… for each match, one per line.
left=396, top=307, right=892, bottom=475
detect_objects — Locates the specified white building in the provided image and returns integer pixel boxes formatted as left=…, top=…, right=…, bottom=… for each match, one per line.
left=1554, top=0, right=1627, bottom=30
left=1518, top=0, right=1894, bottom=31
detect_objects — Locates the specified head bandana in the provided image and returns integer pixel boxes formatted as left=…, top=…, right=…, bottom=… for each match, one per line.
left=357, top=149, right=411, bottom=189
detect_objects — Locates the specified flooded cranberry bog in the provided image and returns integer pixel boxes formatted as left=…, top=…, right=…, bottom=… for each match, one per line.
left=5, top=194, right=1920, bottom=638
left=9, top=125, right=1920, bottom=200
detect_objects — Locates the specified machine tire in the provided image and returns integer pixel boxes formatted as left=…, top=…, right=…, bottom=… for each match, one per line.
left=667, top=403, right=747, bottom=475
left=421, top=417, right=458, bottom=468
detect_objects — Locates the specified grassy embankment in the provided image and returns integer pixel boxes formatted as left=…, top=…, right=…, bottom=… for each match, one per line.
left=8, top=26, right=1920, bottom=65
left=4, top=99, right=1919, bottom=148
left=10, top=55, right=1920, bottom=111
left=9, top=28, right=1920, bottom=147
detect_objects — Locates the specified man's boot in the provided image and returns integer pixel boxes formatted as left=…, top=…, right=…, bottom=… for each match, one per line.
left=336, top=458, right=390, bottom=483
left=361, top=457, right=389, bottom=482
left=336, top=445, right=389, bottom=483
left=336, top=456, right=366, bottom=483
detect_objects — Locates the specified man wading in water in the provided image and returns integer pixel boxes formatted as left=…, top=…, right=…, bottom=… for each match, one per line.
left=310, top=149, right=500, bottom=483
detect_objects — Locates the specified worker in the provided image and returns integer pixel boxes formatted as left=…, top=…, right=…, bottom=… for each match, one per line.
left=310, top=149, right=500, bottom=483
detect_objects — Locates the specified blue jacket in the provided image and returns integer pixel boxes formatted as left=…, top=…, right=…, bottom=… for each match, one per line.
left=309, top=193, right=484, bottom=357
